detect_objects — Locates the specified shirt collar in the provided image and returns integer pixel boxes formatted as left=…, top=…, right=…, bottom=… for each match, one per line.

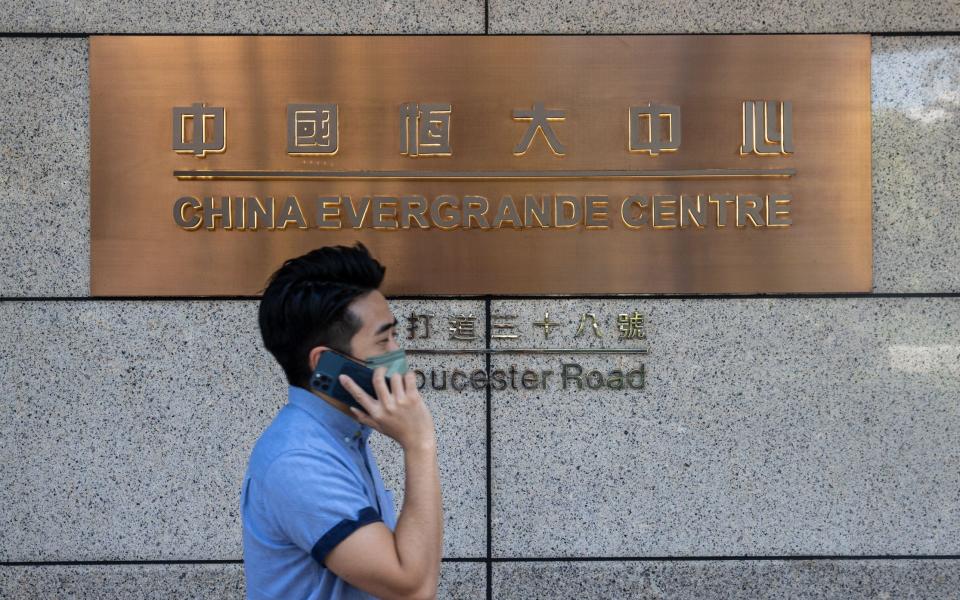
left=287, top=384, right=373, bottom=443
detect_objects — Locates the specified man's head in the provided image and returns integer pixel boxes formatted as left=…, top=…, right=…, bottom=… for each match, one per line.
left=258, top=243, right=399, bottom=390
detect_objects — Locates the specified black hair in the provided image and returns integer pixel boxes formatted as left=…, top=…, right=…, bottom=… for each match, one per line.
left=258, top=242, right=386, bottom=389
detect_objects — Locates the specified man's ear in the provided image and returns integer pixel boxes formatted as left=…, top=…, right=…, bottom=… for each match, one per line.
left=308, top=345, right=331, bottom=373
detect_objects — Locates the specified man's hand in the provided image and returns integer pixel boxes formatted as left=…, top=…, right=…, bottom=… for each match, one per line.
left=339, top=367, right=437, bottom=451
left=327, top=366, right=443, bottom=600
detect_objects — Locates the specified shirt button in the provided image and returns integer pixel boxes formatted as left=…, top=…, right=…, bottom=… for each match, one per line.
left=343, top=436, right=350, bottom=443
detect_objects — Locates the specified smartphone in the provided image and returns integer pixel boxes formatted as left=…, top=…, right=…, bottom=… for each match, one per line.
left=309, top=350, right=377, bottom=414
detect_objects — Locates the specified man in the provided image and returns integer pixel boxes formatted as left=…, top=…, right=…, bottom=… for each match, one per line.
left=241, top=243, right=442, bottom=600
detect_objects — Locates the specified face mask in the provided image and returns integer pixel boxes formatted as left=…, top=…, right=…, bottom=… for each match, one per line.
left=355, top=348, right=409, bottom=378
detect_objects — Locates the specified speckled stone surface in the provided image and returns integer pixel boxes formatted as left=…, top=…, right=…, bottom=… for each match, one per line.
left=490, top=298, right=960, bottom=557
left=493, top=560, right=960, bottom=599
left=872, top=36, right=960, bottom=293
left=0, top=299, right=486, bottom=560
left=0, top=563, right=246, bottom=599
left=2, top=1, right=484, bottom=33
left=0, top=561, right=484, bottom=599
left=488, top=1, right=960, bottom=33
left=0, top=38, right=88, bottom=297
left=436, top=561, right=486, bottom=600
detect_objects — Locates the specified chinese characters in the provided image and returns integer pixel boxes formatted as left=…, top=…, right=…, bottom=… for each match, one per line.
left=287, top=103, right=339, bottom=155
left=172, top=99, right=794, bottom=159
left=400, top=103, right=452, bottom=157
left=401, top=308, right=649, bottom=343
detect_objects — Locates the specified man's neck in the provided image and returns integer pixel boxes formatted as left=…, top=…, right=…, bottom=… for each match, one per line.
left=310, top=387, right=358, bottom=421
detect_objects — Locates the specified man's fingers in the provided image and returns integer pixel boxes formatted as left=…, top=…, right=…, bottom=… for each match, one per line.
left=380, top=369, right=399, bottom=411
left=371, top=366, right=390, bottom=404
left=339, top=373, right=375, bottom=414
left=389, top=372, right=405, bottom=402
left=403, top=371, right=418, bottom=398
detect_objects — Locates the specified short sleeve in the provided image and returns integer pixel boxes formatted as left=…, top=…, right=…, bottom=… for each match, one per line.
left=262, top=449, right=383, bottom=567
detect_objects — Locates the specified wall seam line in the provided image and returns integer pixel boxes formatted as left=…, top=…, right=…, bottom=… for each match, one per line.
left=3, top=293, right=960, bottom=302
left=4, top=554, right=960, bottom=567
left=1, top=31, right=960, bottom=38
left=484, top=295, right=493, bottom=600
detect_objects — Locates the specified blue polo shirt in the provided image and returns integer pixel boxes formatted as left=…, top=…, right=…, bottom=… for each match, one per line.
left=241, top=385, right=398, bottom=600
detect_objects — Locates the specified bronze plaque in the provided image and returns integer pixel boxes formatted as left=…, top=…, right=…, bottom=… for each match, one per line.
left=90, top=35, right=871, bottom=296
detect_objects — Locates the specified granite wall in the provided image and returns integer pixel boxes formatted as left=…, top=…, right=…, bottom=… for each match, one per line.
left=1, top=1, right=959, bottom=598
